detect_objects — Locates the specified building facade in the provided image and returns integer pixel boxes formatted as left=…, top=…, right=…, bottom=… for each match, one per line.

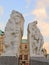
left=19, top=39, right=30, bottom=65
left=47, top=54, right=49, bottom=59
left=0, top=30, right=4, bottom=55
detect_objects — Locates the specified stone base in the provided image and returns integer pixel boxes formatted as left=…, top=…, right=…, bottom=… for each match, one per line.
left=30, top=57, right=49, bottom=65
left=0, top=56, right=18, bottom=65
left=0, top=56, right=49, bottom=65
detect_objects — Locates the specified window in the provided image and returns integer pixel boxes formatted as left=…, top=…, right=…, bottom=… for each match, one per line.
left=25, top=45, right=27, bottom=49
left=24, top=55, right=28, bottom=60
left=25, top=63, right=29, bottom=65
left=19, top=55, right=22, bottom=60
left=22, top=61, right=25, bottom=64
left=20, top=63, right=22, bottom=65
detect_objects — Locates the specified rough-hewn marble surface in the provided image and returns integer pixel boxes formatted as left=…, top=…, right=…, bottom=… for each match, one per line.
left=28, top=21, right=44, bottom=57
left=2, top=10, right=24, bottom=56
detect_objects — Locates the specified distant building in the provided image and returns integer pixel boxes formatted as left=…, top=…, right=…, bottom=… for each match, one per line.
left=19, top=39, right=30, bottom=65
left=47, top=54, right=49, bottom=59
left=0, top=30, right=4, bottom=55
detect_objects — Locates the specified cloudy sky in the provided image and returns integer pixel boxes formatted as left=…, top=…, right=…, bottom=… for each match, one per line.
left=0, top=0, right=49, bottom=53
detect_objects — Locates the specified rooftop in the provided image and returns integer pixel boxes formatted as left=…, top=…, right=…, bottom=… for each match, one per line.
left=47, top=54, right=49, bottom=56
left=22, top=39, right=27, bottom=43
left=0, top=30, right=4, bottom=35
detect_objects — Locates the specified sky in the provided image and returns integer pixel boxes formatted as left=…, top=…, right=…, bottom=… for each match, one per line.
left=0, top=0, right=49, bottom=53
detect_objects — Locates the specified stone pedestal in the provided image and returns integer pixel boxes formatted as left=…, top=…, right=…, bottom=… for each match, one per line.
left=0, top=56, right=18, bottom=65
left=30, top=57, right=49, bottom=65
left=0, top=57, right=49, bottom=65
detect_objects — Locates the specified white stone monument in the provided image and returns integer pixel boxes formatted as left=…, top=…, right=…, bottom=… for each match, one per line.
left=2, top=10, right=24, bottom=57
left=27, top=21, right=44, bottom=57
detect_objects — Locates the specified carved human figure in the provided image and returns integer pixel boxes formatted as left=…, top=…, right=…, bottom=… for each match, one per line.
left=2, top=10, right=24, bottom=56
left=28, top=21, right=44, bottom=56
